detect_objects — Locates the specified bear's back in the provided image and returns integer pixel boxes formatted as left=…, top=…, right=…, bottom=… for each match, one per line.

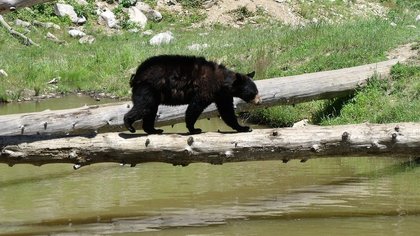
left=130, top=55, right=226, bottom=105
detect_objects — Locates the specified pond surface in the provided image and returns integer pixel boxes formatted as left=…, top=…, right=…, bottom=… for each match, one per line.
left=1, top=96, right=420, bottom=235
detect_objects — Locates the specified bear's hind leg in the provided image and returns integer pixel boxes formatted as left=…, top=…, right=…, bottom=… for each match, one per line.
left=124, top=86, right=160, bottom=134
left=142, top=105, right=163, bottom=134
left=185, top=99, right=211, bottom=134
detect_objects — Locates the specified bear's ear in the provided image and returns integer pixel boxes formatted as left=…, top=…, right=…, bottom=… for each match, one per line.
left=247, top=71, right=256, bottom=79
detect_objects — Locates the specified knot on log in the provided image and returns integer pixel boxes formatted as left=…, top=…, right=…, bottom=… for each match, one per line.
left=391, top=132, right=399, bottom=143
left=342, top=131, right=350, bottom=142
left=19, top=125, right=25, bottom=135
left=187, top=137, right=194, bottom=146
left=145, top=138, right=150, bottom=147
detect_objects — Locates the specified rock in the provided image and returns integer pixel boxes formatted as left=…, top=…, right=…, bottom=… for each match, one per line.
left=14, top=19, right=31, bottom=27
left=128, top=6, right=148, bottom=29
left=79, top=35, right=95, bottom=44
left=143, top=29, right=153, bottom=36
left=47, top=77, right=59, bottom=84
left=390, top=22, right=397, bottom=27
left=33, top=20, right=61, bottom=30
left=135, top=2, right=163, bottom=22
left=0, top=69, right=8, bottom=77
left=54, top=3, right=86, bottom=24
left=292, top=119, right=309, bottom=128
left=157, top=0, right=183, bottom=13
left=187, top=43, right=209, bottom=51
left=68, top=29, right=86, bottom=38
left=76, top=0, right=88, bottom=5
left=149, top=31, right=174, bottom=45
left=46, top=32, right=66, bottom=44
left=416, top=15, right=420, bottom=22
left=202, top=0, right=217, bottom=9
left=128, top=28, right=140, bottom=33
left=99, top=9, right=119, bottom=28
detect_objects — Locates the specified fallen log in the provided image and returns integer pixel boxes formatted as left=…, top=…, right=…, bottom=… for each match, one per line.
left=0, top=14, right=39, bottom=46
left=0, top=58, right=402, bottom=136
left=1, top=122, right=419, bottom=167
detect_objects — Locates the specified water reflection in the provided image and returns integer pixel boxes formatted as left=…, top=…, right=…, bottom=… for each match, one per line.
left=1, top=158, right=420, bottom=235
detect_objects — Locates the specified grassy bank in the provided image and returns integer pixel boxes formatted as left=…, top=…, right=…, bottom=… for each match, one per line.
left=0, top=1, right=419, bottom=125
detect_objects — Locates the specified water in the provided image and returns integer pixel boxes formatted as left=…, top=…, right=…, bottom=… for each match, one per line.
left=1, top=96, right=420, bottom=235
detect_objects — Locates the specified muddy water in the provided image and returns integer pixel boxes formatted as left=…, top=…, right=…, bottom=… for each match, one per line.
left=1, top=96, right=420, bottom=235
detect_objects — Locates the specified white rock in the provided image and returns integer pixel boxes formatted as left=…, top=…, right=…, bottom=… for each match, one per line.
left=143, top=29, right=153, bottom=36
left=76, top=0, right=88, bottom=5
left=150, top=31, right=174, bottom=45
left=416, top=15, right=420, bottom=22
left=0, top=69, right=8, bottom=77
left=68, top=29, right=86, bottom=38
left=46, top=32, right=59, bottom=40
left=33, top=20, right=61, bottom=30
left=390, top=22, right=397, bottom=27
left=14, top=19, right=31, bottom=27
left=79, top=35, right=95, bottom=44
left=292, top=119, right=309, bottom=128
left=54, top=3, right=86, bottom=24
left=100, top=9, right=118, bottom=28
left=187, top=43, right=209, bottom=51
left=128, top=6, right=148, bottom=29
left=136, top=2, right=162, bottom=22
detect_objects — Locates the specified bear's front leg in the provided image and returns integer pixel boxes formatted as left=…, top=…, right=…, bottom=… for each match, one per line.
left=185, top=99, right=211, bottom=134
left=215, top=97, right=252, bottom=133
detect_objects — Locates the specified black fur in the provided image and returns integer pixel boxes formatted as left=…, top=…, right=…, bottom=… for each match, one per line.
left=124, top=55, right=260, bottom=134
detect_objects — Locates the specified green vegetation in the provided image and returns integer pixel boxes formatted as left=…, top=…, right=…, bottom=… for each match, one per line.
left=0, top=0, right=419, bottom=126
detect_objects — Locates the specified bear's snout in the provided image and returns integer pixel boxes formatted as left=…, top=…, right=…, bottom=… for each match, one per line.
left=251, top=94, right=262, bottom=105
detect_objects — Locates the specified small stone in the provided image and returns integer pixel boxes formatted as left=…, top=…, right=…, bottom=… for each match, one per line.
left=47, top=77, right=59, bottom=84
left=292, top=119, right=309, bottom=128
left=187, top=43, right=209, bottom=51
left=14, top=19, right=31, bottom=27
left=143, top=30, right=153, bottom=35
left=68, top=29, right=86, bottom=38
left=416, top=15, right=420, bottom=22
left=100, top=9, right=118, bottom=28
left=390, top=22, right=397, bottom=27
left=0, top=69, right=8, bottom=77
left=149, top=31, right=174, bottom=45
left=79, top=35, right=95, bottom=44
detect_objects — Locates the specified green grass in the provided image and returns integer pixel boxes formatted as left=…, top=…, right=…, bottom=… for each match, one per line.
left=320, top=63, right=420, bottom=125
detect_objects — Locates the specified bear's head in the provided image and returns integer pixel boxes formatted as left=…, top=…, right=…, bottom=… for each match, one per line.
left=225, top=71, right=261, bottom=105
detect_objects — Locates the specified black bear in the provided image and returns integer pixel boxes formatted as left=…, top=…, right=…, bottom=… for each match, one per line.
left=124, top=55, right=261, bottom=134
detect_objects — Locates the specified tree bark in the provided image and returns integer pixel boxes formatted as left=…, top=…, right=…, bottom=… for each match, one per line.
left=1, top=122, right=419, bottom=167
left=0, top=58, right=401, bottom=136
